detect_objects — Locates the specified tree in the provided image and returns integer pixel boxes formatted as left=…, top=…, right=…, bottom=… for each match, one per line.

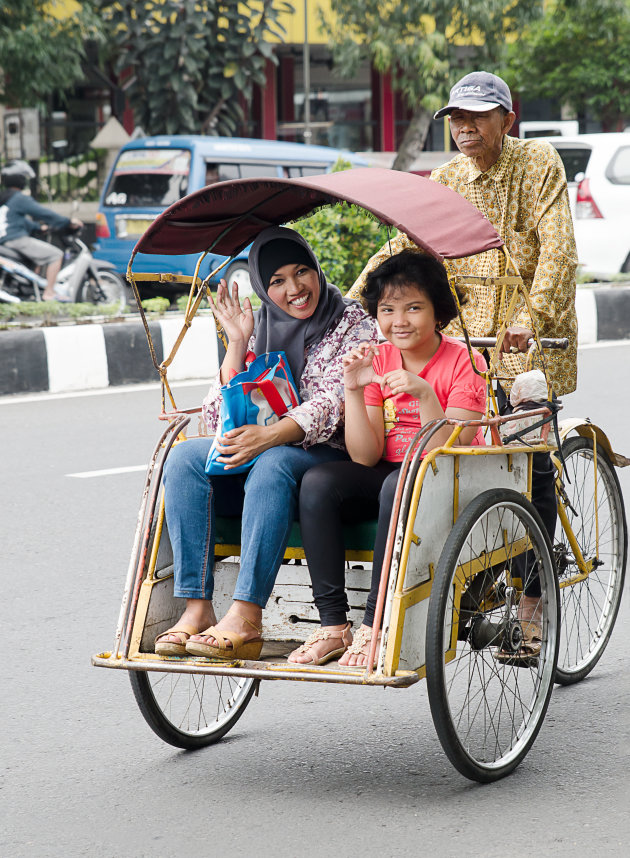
left=322, top=1, right=543, bottom=169
left=97, top=0, right=291, bottom=136
left=290, top=160, right=390, bottom=291
left=506, top=0, right=630, bottom=131
left=0, top=1, right=102, bottom=107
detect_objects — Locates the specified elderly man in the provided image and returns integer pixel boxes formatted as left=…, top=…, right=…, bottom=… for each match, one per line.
left=351, top=70, right=577, bottom=392
left=351, top=71, right=578, bottom=659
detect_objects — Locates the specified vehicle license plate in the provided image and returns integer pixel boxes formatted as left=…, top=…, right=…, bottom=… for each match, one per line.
left=115, top=217, right=156, bottom=238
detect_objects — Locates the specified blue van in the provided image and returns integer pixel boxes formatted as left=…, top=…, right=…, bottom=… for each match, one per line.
left=93, top=135, right=368, bottom=295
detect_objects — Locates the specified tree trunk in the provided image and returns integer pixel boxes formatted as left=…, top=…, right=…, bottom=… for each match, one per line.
left=392, top=105, right=434, bottom=171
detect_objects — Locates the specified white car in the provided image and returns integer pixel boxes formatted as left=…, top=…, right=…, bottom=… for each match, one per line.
left=542, top=133, right=630, bottom=276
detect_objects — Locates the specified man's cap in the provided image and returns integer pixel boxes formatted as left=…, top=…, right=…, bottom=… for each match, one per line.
left=434, top=72, right=512, bottom=119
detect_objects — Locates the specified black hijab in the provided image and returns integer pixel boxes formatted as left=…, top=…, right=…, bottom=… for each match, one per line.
left=249, top=226, right=353, bottom=382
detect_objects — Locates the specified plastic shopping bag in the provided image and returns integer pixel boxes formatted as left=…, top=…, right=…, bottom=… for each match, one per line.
left=205, top=351, right=300, bottom=475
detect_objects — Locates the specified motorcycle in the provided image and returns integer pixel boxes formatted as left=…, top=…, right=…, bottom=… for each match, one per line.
left=0, top=225, right=129, bottom=307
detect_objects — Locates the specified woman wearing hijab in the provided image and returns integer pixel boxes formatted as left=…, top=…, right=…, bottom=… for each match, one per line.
left=155, top=226, right=377, bottom=660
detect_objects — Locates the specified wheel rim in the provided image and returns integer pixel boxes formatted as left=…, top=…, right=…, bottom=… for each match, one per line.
left=555, top=444, right=625, bottom=676
left=226, top=266, right=252, bottom=296
left=82, top=271, right=126, bottom=306
left=142, top=671, right=254, bottom=738
left=437, top=500, right=557, bottom=773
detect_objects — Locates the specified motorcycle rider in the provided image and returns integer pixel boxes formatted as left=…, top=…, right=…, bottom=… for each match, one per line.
left=0, top=160, right=83, bottom=300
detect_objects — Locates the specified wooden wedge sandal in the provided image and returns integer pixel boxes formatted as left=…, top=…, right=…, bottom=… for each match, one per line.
left=185, top=613, right=264, bottom=660
left=155, top=624, right=201, bottom=657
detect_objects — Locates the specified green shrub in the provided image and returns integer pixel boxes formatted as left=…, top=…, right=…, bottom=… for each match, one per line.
left=0, top=301, right=127, bottom=325
left=141, top=296, right=171, bottom=315
left=36, top=149, right=104, bottom=203
left=175, top=293, right=211, bottom=312
left=289, top=159, right=391, bottom=293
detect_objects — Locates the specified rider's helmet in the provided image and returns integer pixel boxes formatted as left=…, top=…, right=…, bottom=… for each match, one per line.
left=1, top=160, right=36, bottom=190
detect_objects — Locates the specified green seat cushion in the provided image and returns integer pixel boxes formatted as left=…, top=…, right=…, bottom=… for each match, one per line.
left=215, top=516, right=378, bottom=553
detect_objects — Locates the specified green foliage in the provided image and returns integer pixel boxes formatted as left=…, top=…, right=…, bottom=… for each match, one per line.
left=289, top=160, right=390, bottom=292
left=37, top=150, right=104, bottom=203
left=176, top=294, right=192, bottom=313
left=141, top=297, right=171, bottom=315
left=0, top=301, right=126, bottom=326
left=97, top=0, right=291, bottom=136
left=0, top=1, right=103, bottom=107
left=506, top=0, right=630, bottom=129
left=175, top=294, right=211, bottom=312
left=324, top=1, right=543, bottom=129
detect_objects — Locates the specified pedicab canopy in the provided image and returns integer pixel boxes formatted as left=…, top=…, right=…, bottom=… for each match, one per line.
left=131, top=167, right=503, bottom=263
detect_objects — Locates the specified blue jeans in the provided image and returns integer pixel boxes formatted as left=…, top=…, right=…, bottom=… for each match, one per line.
left=162, top=437, right=347, bottom=607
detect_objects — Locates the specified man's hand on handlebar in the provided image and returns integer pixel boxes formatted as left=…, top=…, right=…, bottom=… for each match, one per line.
left=500, top=326, right=533, bottom=354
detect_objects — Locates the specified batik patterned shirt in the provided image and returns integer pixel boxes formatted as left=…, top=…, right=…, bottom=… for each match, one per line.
left=202, top=302, right=378, bottom=448
left=349, top=135, right=578, bottom=394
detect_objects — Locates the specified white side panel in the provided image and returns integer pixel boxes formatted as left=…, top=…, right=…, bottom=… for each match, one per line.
left=43, top=324, right=108, bottom=392
left=159, top=316, right=218, bottom=381
left=404, top=456, right=454, bottom=591
left=457, top=453, right=528, bottom=558
left=457, top=452, right=528, bottom=511
left=396, top=598, right=429, bottom=671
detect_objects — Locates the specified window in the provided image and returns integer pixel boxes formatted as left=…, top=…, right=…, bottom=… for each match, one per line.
left=214, top=164, right=240, bottom=181
left=606, top=147, right=630, bottom=185
left=285, top=164, right=329, bottom=177
left=552, top=146, right=592, bottom=183
left=104, top=149, right=190, bottom=207
left=238, top=163, right=280, bottom=178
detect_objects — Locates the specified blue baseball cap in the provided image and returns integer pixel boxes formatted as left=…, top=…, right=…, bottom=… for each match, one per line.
left=434, top=72, right=512, bottom=119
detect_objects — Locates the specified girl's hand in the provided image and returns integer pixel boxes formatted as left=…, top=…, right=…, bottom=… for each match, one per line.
left=342, top=342, right=381, bottom=390
left=214, top=425, right=273, bottom=469
left=381, top=369, right=432, bottom=399
left=208, top=278, right=254, bottom=345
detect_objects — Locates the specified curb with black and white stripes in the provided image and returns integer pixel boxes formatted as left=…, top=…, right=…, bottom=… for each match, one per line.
left=0, top=316, right=219, bottom=396
left=1, top=285, right=629, bottom=397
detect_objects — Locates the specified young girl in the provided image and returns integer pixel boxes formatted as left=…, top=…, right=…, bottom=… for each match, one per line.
left=288, top=249, right=487, bottom=667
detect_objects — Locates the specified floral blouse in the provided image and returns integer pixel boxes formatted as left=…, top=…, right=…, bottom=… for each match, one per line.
left=202, top=302, right=378, bottom=449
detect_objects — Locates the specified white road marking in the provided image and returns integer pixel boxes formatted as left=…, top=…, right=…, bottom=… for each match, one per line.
left=67, top=465, right=148, bottom=479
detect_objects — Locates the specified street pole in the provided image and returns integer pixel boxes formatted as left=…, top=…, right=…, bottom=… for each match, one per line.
left=303, top=0, right=311, bottom=144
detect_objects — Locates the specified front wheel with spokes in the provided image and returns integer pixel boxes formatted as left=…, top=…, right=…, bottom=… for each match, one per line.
left=553, top=436, right=627, bottom=685
left=426, top=489, right=559, bottom=783
left=130, top=670, right=256, bottom=749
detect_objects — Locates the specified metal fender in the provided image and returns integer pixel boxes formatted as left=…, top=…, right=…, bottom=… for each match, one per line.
left=557, top=418, right=630, bottom=468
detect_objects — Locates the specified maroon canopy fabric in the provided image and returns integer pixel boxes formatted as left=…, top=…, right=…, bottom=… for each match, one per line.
left=132, top=167, right=503, bottom=261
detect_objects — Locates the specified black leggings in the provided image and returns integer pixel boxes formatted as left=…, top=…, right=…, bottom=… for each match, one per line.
left=299, top=460, right=401, bottom=627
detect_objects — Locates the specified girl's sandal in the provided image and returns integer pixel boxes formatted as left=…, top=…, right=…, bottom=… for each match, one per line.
left=339, top=625, right=381, bottom=668
left=185, top=613, right=264, bottom=661
left=287, top=622, right=353, bottom=665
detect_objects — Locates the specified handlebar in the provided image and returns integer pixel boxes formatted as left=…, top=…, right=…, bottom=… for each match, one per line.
left=463, top=337, right=569, bottom=351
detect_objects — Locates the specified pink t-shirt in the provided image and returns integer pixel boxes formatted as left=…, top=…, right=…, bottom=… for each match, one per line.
left=364, top=336, right=487, bottom=462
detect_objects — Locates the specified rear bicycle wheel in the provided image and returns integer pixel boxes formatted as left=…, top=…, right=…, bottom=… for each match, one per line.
left=554, top=436, right=627, bottom=685
left=426, top=489, right=559, bottom=782
left=130, top=670, right=256, bottom=749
